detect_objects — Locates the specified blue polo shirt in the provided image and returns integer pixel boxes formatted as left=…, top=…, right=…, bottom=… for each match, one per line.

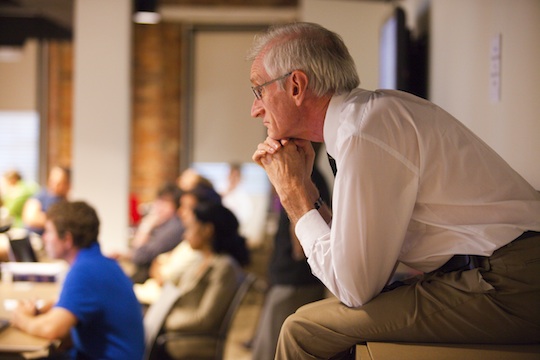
left=56, top=242, right=144, bottom=360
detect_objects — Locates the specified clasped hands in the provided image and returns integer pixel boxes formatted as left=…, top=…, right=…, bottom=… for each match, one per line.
left=252, top=137, right=319, bottom=224
left=10, top=298, right=51, bottom=328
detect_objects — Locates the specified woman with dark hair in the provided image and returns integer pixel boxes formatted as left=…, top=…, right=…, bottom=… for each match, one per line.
left=150, top=202, right=250, bottom=360
left=192, top=202, right=250, bottom=267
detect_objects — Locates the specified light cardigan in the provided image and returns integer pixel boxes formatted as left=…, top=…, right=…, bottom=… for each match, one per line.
left=163, top=254, right=243, bottom=359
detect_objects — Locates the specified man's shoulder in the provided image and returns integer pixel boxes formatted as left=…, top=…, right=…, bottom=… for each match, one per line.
left=70, top=246, right=123, bottom=277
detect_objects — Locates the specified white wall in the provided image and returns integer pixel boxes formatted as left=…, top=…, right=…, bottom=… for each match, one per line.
left=430, top=0, right=540, bottom=189
left=192, top=30, right=267, bottom=164
left=0, top=40, right=37, bottom=111
left=72, top=0, right=132, bottom=253
left=301, top=0, right=391, bottom=91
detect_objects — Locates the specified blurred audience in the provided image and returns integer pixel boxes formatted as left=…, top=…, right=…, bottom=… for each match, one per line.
left=115, top=182, right=184, bottom=284
left=134, top=183, right=222, bottom=304
left=22, top=165, right=70, bottom=236
left=177, top=168, right=213, bottom=192
left=10, top=200, right=145, bottom=360
left=221, top=163, right=254, bottom=240
left=0, top=169, right=39, bottom=228
left=152, top=184, right=222, bottom=283
left=147, top=202, right=250, bottom=360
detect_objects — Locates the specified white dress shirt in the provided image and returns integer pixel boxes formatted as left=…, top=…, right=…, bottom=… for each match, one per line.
left=296, top=88, right=540, bottom=307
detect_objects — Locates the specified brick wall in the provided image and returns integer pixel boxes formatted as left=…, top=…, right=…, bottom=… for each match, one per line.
left=44, top=0, right=297, bottom=204
left=46, top=41, right=73, bottom=175
left=132, top=23, right=183, bottom=203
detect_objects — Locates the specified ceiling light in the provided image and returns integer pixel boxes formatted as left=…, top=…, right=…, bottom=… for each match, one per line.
left=0, top=46, right=23, bottom=62
left=133, top=0, right=160, bottom=24
left=133, top=11, right=161, bottom=24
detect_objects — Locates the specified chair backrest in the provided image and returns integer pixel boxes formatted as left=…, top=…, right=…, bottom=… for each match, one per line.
left=143, top=282, right=183, bottom=360
left=214, top=271, right=257, bottom=360
left=149, top=272, right=257, bottom=360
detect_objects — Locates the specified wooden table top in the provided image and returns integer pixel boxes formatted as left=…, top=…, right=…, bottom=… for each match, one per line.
left=0, top=281, right=60, bottom=357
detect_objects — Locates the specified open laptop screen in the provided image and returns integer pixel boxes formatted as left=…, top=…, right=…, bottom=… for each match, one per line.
left=8, top=230, right=38, bottom=262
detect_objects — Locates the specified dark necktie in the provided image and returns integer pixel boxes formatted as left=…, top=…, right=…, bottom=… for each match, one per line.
left=327, top=153, right=337, bottom=177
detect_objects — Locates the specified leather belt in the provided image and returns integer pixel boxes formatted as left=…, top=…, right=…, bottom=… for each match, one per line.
left=437, top=230, right=540, bottom=274
left=437, top=254, right=485, bottom=274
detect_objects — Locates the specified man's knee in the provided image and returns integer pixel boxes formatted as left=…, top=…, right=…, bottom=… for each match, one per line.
left=280, top=312, right=300, bottom=338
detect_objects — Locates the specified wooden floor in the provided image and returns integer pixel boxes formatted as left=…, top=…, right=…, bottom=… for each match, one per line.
left=224, top=285, right=265, bottom=360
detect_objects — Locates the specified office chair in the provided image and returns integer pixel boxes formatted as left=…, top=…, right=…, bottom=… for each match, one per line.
left=144, top=272, right=256, bottom=360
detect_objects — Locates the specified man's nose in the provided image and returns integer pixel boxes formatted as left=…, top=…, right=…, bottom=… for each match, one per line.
left=251, top=98, right=264, bottom=118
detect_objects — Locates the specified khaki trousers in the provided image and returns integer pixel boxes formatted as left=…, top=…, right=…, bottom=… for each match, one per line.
left=252, top=284, right=325, bottom=360
left=275, top=234, right=540, bottom=360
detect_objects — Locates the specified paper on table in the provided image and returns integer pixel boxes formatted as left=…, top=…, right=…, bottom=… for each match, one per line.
left=3, top=298, right=17, bottom=312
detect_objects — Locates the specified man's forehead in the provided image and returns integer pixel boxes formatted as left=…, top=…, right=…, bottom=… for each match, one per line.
left=250, top=55, right=269, bottom=81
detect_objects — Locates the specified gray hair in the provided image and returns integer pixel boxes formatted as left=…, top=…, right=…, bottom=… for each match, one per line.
left=247, top=22, right=360, bottom=97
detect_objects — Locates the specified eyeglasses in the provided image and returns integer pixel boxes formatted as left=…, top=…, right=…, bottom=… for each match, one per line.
left=251, top=72, right=293, bottom=100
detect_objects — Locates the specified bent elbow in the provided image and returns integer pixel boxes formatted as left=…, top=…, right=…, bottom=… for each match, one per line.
left=335, top=287, right=377, bottom=308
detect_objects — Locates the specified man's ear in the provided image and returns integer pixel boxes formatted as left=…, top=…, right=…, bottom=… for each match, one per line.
left=290, top=71, right=308, bottom=105
left=63, top=231, right=75, bottom=249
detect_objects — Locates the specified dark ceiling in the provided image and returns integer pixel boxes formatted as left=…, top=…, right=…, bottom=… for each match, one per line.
left=4, top=0, right=398, bottom=47
left=0, top=0, right=300, bottom=46
left=0, top=0, right=73, bottom=45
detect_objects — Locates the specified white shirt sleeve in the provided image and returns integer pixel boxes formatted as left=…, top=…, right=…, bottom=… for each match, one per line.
left=297, top=132, right=419, bottom=308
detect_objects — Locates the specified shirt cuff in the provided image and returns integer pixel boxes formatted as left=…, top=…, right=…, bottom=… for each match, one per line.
left=296, top=209, right=331, bottom=257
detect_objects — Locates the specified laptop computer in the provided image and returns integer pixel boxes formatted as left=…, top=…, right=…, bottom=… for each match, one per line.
left=7, top=229, right=38, bottom=262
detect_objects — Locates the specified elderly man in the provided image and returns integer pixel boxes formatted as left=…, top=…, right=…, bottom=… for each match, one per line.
left=249, top=22, right=540, bottom=359
left=11, top=200, right=145, bottom=359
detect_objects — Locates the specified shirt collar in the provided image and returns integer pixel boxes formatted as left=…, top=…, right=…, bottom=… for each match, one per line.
left=323, top=92, right=349, bottom=159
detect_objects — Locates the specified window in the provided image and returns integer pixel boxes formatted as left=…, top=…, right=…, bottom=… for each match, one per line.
left=0, top=111, right=40, bottom=185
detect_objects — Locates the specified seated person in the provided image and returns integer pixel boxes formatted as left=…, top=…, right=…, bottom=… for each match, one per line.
left=123, top=182, right=185, bottom=283
left=176, top=168, right=214, bottom=192
left=10, top=200, right=145, bottom=360
left=0, top=169, right=39, bottom=228
left=135, top=184, right=223, bottom=304
left=149, top=202, right=250, bottom=360
left=22, top=165, right=70, bottom=236
left=221, top=163, right=254, bottom=241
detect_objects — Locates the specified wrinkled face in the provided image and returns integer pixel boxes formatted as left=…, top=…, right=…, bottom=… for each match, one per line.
left=250, top=55, right=298, bottom=140
left=42, top=220, right=69, bottom=260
